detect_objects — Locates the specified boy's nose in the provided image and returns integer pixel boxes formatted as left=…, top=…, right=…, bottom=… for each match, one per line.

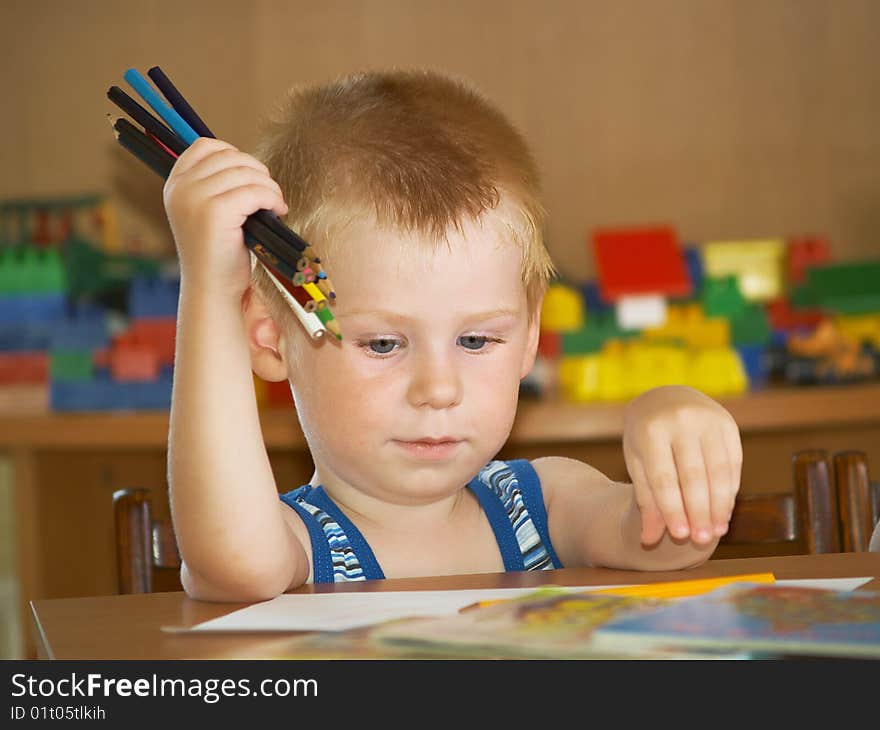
left=406, top=352, right=463, bottom=409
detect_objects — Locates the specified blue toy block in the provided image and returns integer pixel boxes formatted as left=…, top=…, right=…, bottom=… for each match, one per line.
left=50, top=373, right=173, bottom=412
left=0, top=293, right=67, bottom=325
left=682, top=246, right=704, bottom=297
left=127, top=274, right=180, bottom=319
left=735, top=344, right=770, bottom=388
left=49, top=304, right=110, bottom=351
left=0, top=323, right=53, bottom=352
left=579, top=281, right=612, bottom=313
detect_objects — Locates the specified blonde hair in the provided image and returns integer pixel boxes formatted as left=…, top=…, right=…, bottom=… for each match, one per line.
left=250, top=68, right=556, bottom=333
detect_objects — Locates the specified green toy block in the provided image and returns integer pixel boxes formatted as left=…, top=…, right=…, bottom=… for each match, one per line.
left=50, top=351, right=94, bottom=381
left=62, top=237, right=160, bottom=299
left=802, top=261, right=880, bottom=315
left=561, top=312, right=639, bottom=355
left=0, top=245, right=67, bottom=294
left=730, top=303, right=771, bottom=346
left=702, top=276, right=747, bottom=319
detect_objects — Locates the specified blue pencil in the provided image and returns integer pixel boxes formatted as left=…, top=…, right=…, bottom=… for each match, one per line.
left=123, top=68, right=199, bottom=146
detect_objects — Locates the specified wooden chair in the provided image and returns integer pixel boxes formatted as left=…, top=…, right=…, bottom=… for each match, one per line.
left=112, top=487, right=182, bottom=594
left=717, top=449, right=880, bottom=558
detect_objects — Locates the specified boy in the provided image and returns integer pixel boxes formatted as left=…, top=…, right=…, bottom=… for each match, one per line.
left=163, top=69, right=742, bottom=601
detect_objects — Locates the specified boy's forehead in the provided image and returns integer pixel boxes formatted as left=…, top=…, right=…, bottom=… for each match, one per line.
left=326, top=216, right=526, bottom=313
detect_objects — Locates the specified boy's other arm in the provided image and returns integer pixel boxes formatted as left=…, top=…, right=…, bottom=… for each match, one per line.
left=535, top=456, right=716, bottom=571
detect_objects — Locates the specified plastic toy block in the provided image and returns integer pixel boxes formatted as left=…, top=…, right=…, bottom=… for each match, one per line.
left=61, top=237, right=160, bottom=299
left=127, top=275, right=180, bottom=319
left=834, top=314, right=880, bottom=348
left=735, top=344, right=770, bottom=389
left=681, top=246, right=704, bottom=299
left=579, top=281, right=612, bottom=313
left=561, top=312, right=639, bottom=355
left=0, top=352, right=49, bottom=384
left=591, top=225, right=691, bottom=301
left=702, top=276, right=747, bottom=319
left=0, top=323, right=53, bottom=352
left=50, top=351, right=94, bottom=381
left=764, top=298, right=825, bottom=333
left=787, top=236, right=831, bottom=285
left=730, top=304, right=771, bottom=346
left=644, top=303, right=730, bottom=349
left=50, top=374, right=173, bottom=411
left=800, top=261, right=880, bottom=315
left=49, top=307, right=109, bottom=351
left=537, top=330, right=561, bottom=359
left=558, top=354, right=602, bottom=402
left=616, top=295, right=667, bottom=330
left=687, top=347, right=748, bottom=397
left=619, top=341, right=688, bottom=396
left=540, top=282, right=584, bottom=332
left=701, top=239, right=785, bottom=302
left=0, top=246, right=66, bottom=294
left=109, top=341, right=160, bottom=382
left=128, top=317, right=177, bottom=366
left=0, top=293, right=66, bottom=325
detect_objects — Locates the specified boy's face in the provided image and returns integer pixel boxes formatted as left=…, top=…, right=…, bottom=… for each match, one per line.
left=285, top=210, right=540, bottom=505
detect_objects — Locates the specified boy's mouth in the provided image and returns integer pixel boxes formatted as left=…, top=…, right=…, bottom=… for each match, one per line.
left=392, top=437, right=464, bottom=460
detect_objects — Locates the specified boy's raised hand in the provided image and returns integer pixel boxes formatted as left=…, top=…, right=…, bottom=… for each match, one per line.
left=162, top=137, right=289, bottom=298
left=622, top=385, right=743, bottom=546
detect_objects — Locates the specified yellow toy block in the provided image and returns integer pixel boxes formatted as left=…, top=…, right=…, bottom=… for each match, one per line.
left=643, top=303, right=730, bottom=349
left=540, top=283, right=585, bottom=332
left=558, top=354, right=601, bottom=402
left=702, top=239, right=785, bottom=302
left=622, top=341, right=689, bottom=395
left=687, top=347, right=748, bottom=397
left=834, top=314, right=880, bottom=348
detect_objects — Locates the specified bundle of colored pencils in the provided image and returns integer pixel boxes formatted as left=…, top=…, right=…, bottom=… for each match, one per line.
left=106, top=65, right=341, bottom=341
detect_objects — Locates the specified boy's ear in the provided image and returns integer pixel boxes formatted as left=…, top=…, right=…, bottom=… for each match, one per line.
left=242, top=286, right=289, bottom=383
left=520, top=296, right=543, bottom=379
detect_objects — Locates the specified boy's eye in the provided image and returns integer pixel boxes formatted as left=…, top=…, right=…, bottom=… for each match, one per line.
left=367, top=338, right=398, bottom=355
left=458, top=335, right=495, bottom=351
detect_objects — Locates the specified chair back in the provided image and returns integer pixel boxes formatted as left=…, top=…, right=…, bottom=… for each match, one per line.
left=112, top=487, right=181, bottom=594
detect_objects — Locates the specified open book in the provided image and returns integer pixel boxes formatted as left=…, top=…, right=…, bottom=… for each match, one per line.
left=591, top=583, right=880, bottom=659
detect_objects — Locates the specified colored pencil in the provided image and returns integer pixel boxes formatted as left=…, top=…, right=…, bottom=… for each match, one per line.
left=107, top=85, right=187, bottom=156
left=140, top=66, right=309, bottom=257
left=147, top=65, right=214, bottom=138
left=123, top=68, right=199, bottom=145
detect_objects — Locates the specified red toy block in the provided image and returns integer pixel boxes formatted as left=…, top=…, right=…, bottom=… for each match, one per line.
left=0, top=352, right=49, bottom=384
left=129, top=317, right=177, bottom=366
left=765, top=298, right=826, bottom=332
left=109, top=341, right=160, bottom=382
left=591, top=225, right=691, bottom=302
left=537, top=330, right=561, bottom=359
left=787, top=236, right=832, bottom=285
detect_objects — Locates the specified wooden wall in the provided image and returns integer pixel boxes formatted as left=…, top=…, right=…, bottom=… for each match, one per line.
left=2, top=0, right=879, bottom=279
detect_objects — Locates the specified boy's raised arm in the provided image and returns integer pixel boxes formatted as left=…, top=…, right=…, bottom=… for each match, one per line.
left=164, top=138, right=308, bottom=601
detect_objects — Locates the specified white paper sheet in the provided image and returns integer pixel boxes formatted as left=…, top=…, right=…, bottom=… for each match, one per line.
left=178, top=576, right=873, bottom=634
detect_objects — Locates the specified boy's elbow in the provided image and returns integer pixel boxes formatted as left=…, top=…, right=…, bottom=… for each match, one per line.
left=180, top=560, right=295, bottom=603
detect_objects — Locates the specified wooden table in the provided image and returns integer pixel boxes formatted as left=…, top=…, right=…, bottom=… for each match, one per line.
left=29, top=552, right=880, bottom=660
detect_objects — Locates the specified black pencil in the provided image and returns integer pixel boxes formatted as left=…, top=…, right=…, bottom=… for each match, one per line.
left=147, top=66, right=215, bottom=138
left=142, top=66, right=307, bottom=255
left=107, top=85, right=187, bottom=156
left=111, top=116, right=308, bottom=284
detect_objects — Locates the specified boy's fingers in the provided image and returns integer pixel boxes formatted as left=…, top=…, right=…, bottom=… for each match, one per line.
left=641, top=440, right=689, bottom=540
left=700, top=433, right=733, bottom=535
left=629, top=460, right=667, bottom=544
left=723, top=424, right=744, bottom=515
left=192, top=167, right=286, bottom=207
left=213, top=185, right=290, bottom=222
left=184, top=147, right=272, bottom=183
left=171, top=137, right=239, bottom=177
left=671, top=437, right=713, bottom=544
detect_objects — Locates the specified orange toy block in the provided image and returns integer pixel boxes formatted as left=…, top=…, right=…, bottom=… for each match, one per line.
left=109, top=341, right=160, bottom=382
left=0, top=352, right=49, bottom=384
